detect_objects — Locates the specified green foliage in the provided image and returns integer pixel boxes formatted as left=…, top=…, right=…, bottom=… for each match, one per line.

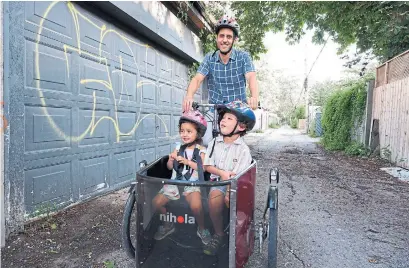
left=231, top=1, right=409, bottom=62
left=309, top=80, right=340, bottom=106
left=294, top=106, right=306, bottom=120
left=269, top=123, right=280, bottom=129
left=345, top=142, right=370, bottom=156
left=103, top=260, right=115, bottom=268
left=290, top=119, right=298, bottom=129
left=308, top=119, right=317, bottom=137
left=188, top=62, right=199, bottom=80
left=321, top=75, right=373, bottom=151
left=289, top=105, right=305, bottom=129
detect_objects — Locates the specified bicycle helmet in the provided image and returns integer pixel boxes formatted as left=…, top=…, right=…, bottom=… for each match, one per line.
left=215, top=14, right=240, bottom=38
left=179, top=110, right=208, bottom=138
left=216, top=100, right=256, bottom=133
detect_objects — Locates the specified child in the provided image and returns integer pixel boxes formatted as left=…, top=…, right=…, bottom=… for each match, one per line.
left=152, top=110, right=211, bottom=245
left=203, top=100, right=256, bottom=255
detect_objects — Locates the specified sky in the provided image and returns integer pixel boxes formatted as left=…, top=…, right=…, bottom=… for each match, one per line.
left=260, top=30, right=370, bottom=86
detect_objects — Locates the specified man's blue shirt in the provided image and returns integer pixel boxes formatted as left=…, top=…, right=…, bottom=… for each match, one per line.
left=197, top=49, right=255, bottom=104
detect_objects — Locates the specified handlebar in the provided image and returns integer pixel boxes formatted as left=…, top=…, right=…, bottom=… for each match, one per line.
left=192, top=102, right=216, bottom=110
left=192, top=101, right=262, bottom=110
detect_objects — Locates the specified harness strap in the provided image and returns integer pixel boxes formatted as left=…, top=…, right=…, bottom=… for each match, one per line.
left=173, top=144, right=205, bottom=182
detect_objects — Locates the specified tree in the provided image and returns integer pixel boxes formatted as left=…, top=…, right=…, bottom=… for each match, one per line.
left=231, top=1, right=409, bottom=62
left=309, top=80, right=339, bottom=107
left=255, top=59, right=303, bottom=123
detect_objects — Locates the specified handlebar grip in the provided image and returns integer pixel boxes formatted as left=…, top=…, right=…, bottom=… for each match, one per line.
left=192, top=101, right=199, bottom=110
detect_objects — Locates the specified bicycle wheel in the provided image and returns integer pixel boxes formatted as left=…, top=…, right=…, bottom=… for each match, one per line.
left=268, top=207, right=278, bottom=268
left=121, top=189, right=136, bottom=259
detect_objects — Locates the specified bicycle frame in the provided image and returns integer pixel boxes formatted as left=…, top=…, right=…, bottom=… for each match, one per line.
left=192, top=102, right=219, bottom=139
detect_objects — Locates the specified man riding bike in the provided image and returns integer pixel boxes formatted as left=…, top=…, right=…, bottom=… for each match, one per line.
left=182, top=14, right=259, bottom=144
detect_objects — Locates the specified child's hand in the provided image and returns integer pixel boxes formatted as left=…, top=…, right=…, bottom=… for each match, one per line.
left=176, top=156, right=190, bottom=166
left=220, top=171, right=236, bottom=181
left=169, top=151, right=178, bottom=160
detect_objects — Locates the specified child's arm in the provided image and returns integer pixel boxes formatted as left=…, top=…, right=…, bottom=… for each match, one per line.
left=167, top=149, right=178, bottom=170
left=225, top=146, right=252, bottom=206
left=204, top=165, right=235, bottom=181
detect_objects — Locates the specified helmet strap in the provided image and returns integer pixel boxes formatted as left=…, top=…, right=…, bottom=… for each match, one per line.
left=221, top=121, right=244, bottom=137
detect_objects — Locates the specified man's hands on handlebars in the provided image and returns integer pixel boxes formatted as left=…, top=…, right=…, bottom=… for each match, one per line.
left=183, top=96, right=259, bottom=111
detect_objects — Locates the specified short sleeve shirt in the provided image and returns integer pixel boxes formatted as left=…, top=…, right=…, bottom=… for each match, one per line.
left=170, top=145, right=206, bottom=181
left=197, top=49, right=256, bottom=105
left=203, top=136, right=252, bottom=180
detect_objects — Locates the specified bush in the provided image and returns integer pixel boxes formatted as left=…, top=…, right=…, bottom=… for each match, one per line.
left=289, top=105, right=306, bottom=129
left=309, top=119, right=317, bottom=137
left=290, top=118, right=298, bottom=129
left=269, top=123, right=280, bottom=129
left=321, top=76, right=371, bottom=151
left=345, top=142, right=370, bottom=156
left=294, top=106, right=306, bottom=120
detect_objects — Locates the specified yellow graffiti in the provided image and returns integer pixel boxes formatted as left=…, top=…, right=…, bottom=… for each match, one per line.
left=35, top=1, right=187, bottom=143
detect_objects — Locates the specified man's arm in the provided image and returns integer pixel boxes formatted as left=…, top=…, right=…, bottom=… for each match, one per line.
left=183, top=73, right=206, bottom=112
left=245, top=71, right=259, bottom=110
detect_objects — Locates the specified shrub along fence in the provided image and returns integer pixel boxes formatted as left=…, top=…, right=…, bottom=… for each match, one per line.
left=321, top=75, right=375, bottom=156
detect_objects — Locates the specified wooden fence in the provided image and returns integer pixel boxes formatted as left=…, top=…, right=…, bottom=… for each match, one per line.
left=373, top=50, right=409, bottom=168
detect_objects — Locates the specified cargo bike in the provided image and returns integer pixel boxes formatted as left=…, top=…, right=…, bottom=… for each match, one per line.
left=121, top=103, right=280, bottom=268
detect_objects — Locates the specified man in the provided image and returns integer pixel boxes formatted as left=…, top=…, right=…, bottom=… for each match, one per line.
left=182, top=14, right=259, bottom=144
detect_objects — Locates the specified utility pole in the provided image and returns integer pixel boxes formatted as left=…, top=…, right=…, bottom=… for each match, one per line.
left=304, top=42, right=309, bottom=134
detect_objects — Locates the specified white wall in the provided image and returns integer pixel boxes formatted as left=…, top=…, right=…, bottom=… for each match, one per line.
left=253, top=109, right=269, bottom=131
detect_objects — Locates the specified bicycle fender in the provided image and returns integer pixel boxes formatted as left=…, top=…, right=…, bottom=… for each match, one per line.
left=267, top=186, right=278, bottom=209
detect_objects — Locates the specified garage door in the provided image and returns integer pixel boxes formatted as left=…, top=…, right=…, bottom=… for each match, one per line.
left=7, top=1, right=194, bottom=216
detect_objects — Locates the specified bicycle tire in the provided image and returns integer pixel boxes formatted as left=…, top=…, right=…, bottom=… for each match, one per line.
left=121, top=190, right=136, bottom=259
left=268, top=207, right=278, bottom=268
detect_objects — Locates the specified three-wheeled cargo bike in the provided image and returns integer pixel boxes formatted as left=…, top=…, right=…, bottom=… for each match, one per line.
left=121, top=155, right=280, bottom=268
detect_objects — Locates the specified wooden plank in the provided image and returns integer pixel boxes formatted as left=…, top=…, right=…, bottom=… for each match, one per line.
left=396, top=80, right=403, bottom=164
left=403, top=78, right=408, bottom=168
left=385, top=84, right=391, bottom=159
left=380, top=85, right=386, bottom=156
left=392, top=82, right=398, bottom=162
left=403, top=78, right=409, bottom=168
left=391, top=82, right=396, bottom=160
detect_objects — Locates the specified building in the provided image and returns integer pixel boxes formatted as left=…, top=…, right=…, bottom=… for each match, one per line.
left=0, top=1, right=212, bottom=245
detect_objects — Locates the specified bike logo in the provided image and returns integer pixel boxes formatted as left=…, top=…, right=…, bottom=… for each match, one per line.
left=159, top=212, right=195, bottom=224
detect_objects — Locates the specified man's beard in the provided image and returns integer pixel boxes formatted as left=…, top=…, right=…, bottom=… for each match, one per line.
left=219, top=43, right=233, bottom=54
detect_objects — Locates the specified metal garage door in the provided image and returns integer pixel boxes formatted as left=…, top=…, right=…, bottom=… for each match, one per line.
left=5, top=1, right=192, bottom=219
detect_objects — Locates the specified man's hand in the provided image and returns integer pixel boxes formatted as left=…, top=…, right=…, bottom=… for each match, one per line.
left=183, top=96, right=194, bottom=112
left=248, top=96, right=259, bottom=110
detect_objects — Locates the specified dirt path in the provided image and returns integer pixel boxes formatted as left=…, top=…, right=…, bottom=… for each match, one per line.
left=2, top=127, right=409, bottom=268
left=245, top=127, right=409, bottom=268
